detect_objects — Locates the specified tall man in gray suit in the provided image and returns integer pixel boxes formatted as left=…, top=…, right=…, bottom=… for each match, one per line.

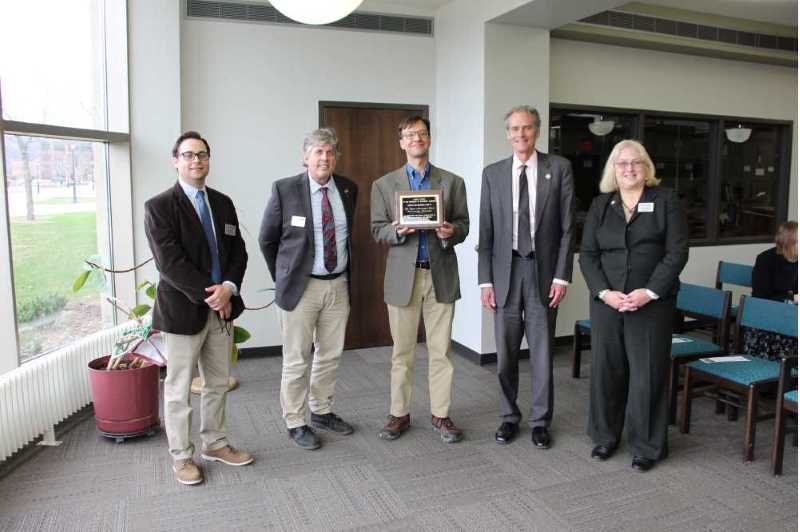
left=478, top=106, right=575, bottom=448
left=371, top=116, right=470, bottom=443
left=259, top=128, right=358, bottom=450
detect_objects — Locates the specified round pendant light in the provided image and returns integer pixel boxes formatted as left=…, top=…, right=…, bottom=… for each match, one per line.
left=270, top=0, right=365, bottom=25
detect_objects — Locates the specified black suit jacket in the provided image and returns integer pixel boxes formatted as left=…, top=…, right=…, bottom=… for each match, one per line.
left=144, top=181, right=248, bottom=335
left=258, top=173, right=358, bottom=311
left=579, top=186, right=689, bottom=299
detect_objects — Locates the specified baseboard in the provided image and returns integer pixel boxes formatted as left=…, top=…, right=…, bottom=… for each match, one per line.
left=238, top=345, right=282, bottom=358
left=452, top=335, right=573, bottom=366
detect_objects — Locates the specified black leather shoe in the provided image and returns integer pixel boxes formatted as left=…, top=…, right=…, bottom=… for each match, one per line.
left=495, top=422, right=518, bottom=444
left=531, top=427, right=551, bottom=449
left=591, top=445, right=614, bottom=461
left=631, top=456, right=654, bottom=472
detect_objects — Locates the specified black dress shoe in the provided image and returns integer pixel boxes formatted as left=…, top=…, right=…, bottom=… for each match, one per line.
left=631, top=456, right=655, bottom=472
left=591, top=445, right=614, bottom=461
left=531, top=427, right=551, bottom=449
left=495, top=422, right=518, bottom=444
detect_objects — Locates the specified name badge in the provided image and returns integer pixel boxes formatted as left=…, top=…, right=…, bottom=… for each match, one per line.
left=638, top=202, right=654, bottom=213
left=291, top=215, right=306, bottom=227
left=224, top=223, right=237, bottom=236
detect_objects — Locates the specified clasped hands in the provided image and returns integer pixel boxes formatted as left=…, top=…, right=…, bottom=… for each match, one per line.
left=602, top=288, right=653, bottom=312
left=205, top=283, right=233, bottom=319
left=393, top=220, right=454, bottom=240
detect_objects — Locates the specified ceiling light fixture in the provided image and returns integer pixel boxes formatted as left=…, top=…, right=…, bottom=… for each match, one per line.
left=588, top=117, right=615, bottom=136
left=725, top=123, right=752, bottom=143
left=269, top=0, right=364, bottom=25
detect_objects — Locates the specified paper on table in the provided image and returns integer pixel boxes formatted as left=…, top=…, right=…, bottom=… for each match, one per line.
left=672, top=336, right=693, bottom=343
left=699, top=356, right=749, bottom=363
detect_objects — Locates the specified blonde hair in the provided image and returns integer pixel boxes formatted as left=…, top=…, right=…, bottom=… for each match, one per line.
left=775, top=221, right=798, bottom=257
left=598, top=139, right=660, bottom=193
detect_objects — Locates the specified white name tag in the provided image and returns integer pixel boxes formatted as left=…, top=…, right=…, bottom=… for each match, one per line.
left=291, top=215, right=306, bottom=227
left=224, top=223, right=237, bottom=236
left=638, top=202, right=654, bottom=213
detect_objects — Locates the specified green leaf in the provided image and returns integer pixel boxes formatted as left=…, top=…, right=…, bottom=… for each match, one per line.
left=233, top=326, right=251, bottom=344
left=145, top=284, right=156, bottom=300
left=131, top=304, right=151, bottom=317
left=230, top=343, right=239, bottom=365
left=73, top=270, right=91, bottom=292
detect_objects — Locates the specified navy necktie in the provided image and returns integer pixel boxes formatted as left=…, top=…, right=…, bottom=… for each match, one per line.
left=517, top=166, right=532, bottom=257
left=196, top=190, right=221, bottom=284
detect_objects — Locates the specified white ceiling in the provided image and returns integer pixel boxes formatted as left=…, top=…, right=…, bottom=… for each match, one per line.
left=363, top=0, right=798, bottom=27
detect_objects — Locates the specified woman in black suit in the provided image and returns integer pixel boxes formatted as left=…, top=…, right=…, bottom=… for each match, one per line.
left=579, top=139, right=689, bottom=472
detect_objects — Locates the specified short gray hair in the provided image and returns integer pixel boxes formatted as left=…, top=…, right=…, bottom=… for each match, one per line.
left=303, top=127, right=340, bottom=155
left=504, top=105, right=540, bottom=129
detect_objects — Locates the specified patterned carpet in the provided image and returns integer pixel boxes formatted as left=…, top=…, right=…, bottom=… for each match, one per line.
left=0, top=345, right=796, bottom=531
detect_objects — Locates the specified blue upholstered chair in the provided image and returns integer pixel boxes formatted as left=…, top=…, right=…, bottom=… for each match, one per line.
left=668, top=283, right=732, bottom=424
left=771, top=355, right=797, bottom=475
left=715, top=260, right=753, bottom=319
left=680, top=295, right=798, bottom=462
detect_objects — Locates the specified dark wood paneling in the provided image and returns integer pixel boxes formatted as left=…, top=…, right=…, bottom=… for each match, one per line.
left=320, top=103, right=427, bottom=349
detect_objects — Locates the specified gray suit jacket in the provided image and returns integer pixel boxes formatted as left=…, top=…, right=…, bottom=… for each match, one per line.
left=259, top=172, right=358, bottom=311
left=478, top=152, right=575, bottom=308
left=371, top=164, right=469, bottom=306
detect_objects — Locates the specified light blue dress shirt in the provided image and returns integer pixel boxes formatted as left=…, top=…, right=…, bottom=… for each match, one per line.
left=308, top=175, right=349, bottom=276
left=406, top=163, right=431, bottom=263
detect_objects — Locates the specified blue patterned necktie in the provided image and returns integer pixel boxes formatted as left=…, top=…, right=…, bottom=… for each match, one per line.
left=196, top=190, right=221, bottom=284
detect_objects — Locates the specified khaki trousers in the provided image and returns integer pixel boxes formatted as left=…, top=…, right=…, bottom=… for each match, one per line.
left=278, top=276, right=349, bottom=429
left=164, top=310, right=232, bottom=461
left=387, top=268, right=455, bottom=418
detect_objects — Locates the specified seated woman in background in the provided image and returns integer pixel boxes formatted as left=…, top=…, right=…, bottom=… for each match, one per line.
left=743, top=221, right=797, bottom=360
left=752, top=221, right=797, bottom=303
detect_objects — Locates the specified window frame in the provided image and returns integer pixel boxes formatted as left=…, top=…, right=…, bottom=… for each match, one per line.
left=551, top=102, right=793, bottom=247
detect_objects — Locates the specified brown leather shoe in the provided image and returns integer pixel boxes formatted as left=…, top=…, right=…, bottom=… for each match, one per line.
left=431, top=416, right=463, bottom=443
left=378, top=414, right=410, bottom=440
left=201, top=445, right=254, bottom=466
left=173, top=458, right=203, bottom=485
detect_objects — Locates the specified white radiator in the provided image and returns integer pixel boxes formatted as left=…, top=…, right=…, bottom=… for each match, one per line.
left=0, top=320, right=139, bottom=462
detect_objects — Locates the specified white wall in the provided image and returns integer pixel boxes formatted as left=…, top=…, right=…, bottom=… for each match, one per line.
left=433, top=0, right=486, bottom=353
left=549, top=38, right=797, bottom=336
left=179, top=18, right=435, bottom=348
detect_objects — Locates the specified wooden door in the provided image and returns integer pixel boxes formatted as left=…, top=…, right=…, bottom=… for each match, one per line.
left=320, top=103, right=427, bottom=349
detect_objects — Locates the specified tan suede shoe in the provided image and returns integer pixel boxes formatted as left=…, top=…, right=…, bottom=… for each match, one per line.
left=201, top=445, right=254, bottom=466
left=173, top=459, right=203, bottom=485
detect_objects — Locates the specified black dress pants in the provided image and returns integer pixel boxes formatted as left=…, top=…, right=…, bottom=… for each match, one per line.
left=587, top=296, right=674, bottom=460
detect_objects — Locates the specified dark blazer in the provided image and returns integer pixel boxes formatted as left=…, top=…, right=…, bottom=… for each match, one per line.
left=478, top=152, right=575, bottom=307
left=752, top=247, right=798, bottom=301
left=370, top=164, right=469, bottom=306
left=144, top=181, right=248, bottom=335
left=258, top=173, right=358, bottom=311
left=579, top=186, right=689, bottom=299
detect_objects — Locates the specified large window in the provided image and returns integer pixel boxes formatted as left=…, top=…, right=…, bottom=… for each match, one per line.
left=0, top=0, right=129, bottom=366
left=551, top=105, right=792, bottom=247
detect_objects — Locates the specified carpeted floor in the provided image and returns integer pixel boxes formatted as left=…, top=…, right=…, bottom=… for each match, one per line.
left=0, top=345, right=796, bottom=531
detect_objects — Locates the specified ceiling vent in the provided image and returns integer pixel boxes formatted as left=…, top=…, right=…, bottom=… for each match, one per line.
left=186, top=0, right=434, bottom=36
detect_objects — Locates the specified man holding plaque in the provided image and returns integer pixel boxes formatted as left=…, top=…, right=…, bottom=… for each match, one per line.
left=371, top=116, right=470, bottom=443
left=478, top=106, right=574, bottom=448
left=259, top=128, right=358, bottom=450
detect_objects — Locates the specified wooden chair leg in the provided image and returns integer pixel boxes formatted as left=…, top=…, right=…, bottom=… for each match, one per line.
left=680, top=366, right=693, bottom=434
left=727, top=403, right=739, bottom=422
left=715, top=400, right=725, bottom=415
left=744, top=386, right=757, bottom=462
left=772, top=408, right=786, bottom=475
left=668, top=359, right=679, bottom=425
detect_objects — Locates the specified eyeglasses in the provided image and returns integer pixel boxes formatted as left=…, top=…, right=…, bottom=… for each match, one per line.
left=614, top=159, right=645, bottom=169
left=179, top=151, right=210, bottom=161
left=401, top=130, right=430, bottom=140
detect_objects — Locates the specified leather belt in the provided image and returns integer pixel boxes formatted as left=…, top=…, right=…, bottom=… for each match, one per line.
left=310, top=271, right=344, bottom=280
left=415, top=261, right=431, bottom=270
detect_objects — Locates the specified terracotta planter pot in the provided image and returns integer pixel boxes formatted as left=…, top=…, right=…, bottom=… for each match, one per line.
left=88, top=355, right=160, bottom=441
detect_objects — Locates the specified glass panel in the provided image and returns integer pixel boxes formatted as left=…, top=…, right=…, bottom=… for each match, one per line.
left=550, top=109, right=637, bottom=246
left=644, top=117, right=710, bottom=240
left=719, top=122, right=781, bottom=239
left=4, top=134, right=112, bottom=363
left=0, top=1, right=107, bottom=130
